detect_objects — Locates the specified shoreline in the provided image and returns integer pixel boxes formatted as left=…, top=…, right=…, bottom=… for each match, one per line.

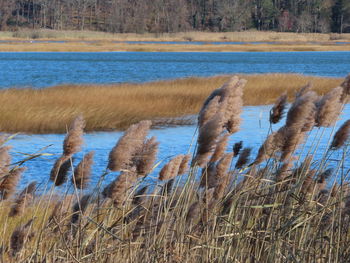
left=1, top=30, right=350, bottom=52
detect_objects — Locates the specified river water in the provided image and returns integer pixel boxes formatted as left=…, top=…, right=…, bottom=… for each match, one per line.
left=1, top=51, right=350, bottom=88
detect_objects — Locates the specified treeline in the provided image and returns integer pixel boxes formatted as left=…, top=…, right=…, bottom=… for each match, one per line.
left=0, top=0, right=349, bottom=34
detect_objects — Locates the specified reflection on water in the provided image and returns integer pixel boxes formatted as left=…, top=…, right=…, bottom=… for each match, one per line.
left=7, top=104, right=350, bottom=190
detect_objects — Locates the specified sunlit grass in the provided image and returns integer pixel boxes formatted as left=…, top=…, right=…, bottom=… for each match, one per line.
left=0, top=74, right=342, bottom=133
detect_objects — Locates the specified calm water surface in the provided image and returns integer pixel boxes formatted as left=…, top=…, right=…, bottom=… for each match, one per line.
left=1, top=51, right=350, bottom=88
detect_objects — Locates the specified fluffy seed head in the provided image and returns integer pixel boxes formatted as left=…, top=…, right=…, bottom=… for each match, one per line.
left=63, top=115, right=85, bottom=157
left=50, top=156, right=71, bottom=186
left=134, top=136, right=159, bottom=177
left=72, top=151, right=94, bottom=189
left=178, top=154, right=191, bottom=175
left=9, top=181, right=36, bottom=217
left=233, top=141, right=243, bottom=157
left=108, top=120, right=152, bottom=171
left=159, top=155, right=185, bottom=181
left=210, top=134, right=229, bottom=163
left=316, top=87, right=343, bottom=127
left=0, top=167, right=25, bottom=200
left=331, top=120, right=350, bottom=150
left=270, top=93, right=288, bottom=124
left=235, top=148, right=251, bottom=169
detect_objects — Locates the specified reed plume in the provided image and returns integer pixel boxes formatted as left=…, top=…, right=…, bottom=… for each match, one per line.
left=235, top=148, right=251, bottom=169
left=340, top=74, right=350, bottom=103
left=134, top=136, right=159, bottom=176
left=159, top=155, right=185, bottom=181
left=221, top=79, right=246, bottom=134
left=9, top=181, right=36, bottom=217
left=213, top=153, right=233, bottom=199
left=295, top=82, right=312, bottom=98
left=330, top=119, right=350, bottom=149
left=72, top=151, right=94, bottom=189
left=50, top=156, right=71, bottom=186
left=198, top=96, right=220, bottom=128
left=103, top=172, right=136, bottom=207
left=270, top=93, right=288, bottom=124
left=286, top=90, right=317, bottom=129
left=233, top=141, right=243, bottom=157
left=199, top=163, right=216, bottom=189
left=178, top=154, right=190, bottom=175
left=316, top=168, right=333, bottom=192
left=63, top=115, right=85, bottom=157
left=108, top=120, right=152, bottom=171
left=0, top=167, right=25, bottom=200
left=0, top=146, right=11, bottom=175
left=193, top=112, right=224, bottom=167
left=316, top=87, right=343, bottom=127
left=10, top=219, right=34, bottom=257
left=210, top=134, right=229, bottom=163
left=254, top=131, right=283, bottom=164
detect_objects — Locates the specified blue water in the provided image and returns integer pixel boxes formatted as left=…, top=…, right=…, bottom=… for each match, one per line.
left=1, top=52, right=350, bottom=88
left=7, top=104, right=350, bottom=191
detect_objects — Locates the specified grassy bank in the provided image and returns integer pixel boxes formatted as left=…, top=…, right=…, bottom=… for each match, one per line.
left=0, top=41, right=350, bottom=52
left=2, top=30, right=350, bottom=42
left=1, top=30, right=350, bottom=52
left=0, top=74, right=343, bottom=133
left=0, top=76, right=350, bottom=262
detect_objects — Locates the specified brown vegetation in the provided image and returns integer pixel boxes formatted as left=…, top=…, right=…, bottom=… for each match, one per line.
left=0, top=75, right=349, bottom=262
left=0, top=74, right=343, bottom=133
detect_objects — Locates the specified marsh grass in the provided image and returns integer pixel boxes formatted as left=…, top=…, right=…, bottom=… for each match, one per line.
left=0, top=74, right=342, bottom=133
left=0, top=74, right=350, bottom=262
left=1, top=30, right=350, bottom=42
left=0, top=41, right=349, bottom=52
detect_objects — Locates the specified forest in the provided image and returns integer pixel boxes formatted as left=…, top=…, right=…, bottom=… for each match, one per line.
left=0, top=0, right=349, bottom=34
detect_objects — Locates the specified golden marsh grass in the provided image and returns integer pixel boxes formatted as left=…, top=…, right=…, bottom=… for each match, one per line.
left=0, top=74, right=342, bottom=133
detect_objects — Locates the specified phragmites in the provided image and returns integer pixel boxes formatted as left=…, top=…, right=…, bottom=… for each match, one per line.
left=159, top=155, right=186, bottom=181
left=213, top=153, right=233, bottom=199
left=193, top=113, right=224, bottom=167
left=108, top=120, right=152, bottom=171
left=9, top=181, right=36, bottom=217
left=221, top=78, right=246, bottom=134
left=340, top=74, right=350, bottom=103
left=63, top=115, right=85, bottom=157
left=315, top=87, right=343, bottom=127
left=194, top=76, right=245, bottom=167
left=286, top=90, right=317, bottom=129
left=178, top=154, right=191, bottom=175
left=50, top=156, right=71, bottom=186
left=331, top=120, right=350, bottom=149
left=270, top=93, right=288, bottom=124
left=0, top=146, right=11, bottom=175
left=10, top=219, right=34, bottom=257
left=198, top=96, right=221, bottom=127
left=72, top=151, right=94, bottom=189
left=235, top=147, right=251, bottom=169
left=0, top=167, right=25, bottom=200
left=233, top=141, right=243, bottom=157
left=210, top=134, right=229, bottom=163
left=103, top=172, right=136, bottom=207
left=134, top=136, right=159, bottom=176
left=50, top=116, right=85, bottom=187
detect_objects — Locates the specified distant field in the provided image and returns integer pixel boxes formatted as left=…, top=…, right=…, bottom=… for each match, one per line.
left=0, top=30, right=350, bottom=52
left=1, top=30, right=350, bottom=42
left=0, top=74, right=342, bottom=133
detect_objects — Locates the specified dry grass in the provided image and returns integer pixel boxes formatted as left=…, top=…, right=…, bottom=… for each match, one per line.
left=0, top=74, right=342, bottom=133
left=1, top=29, right=350, bottom=42
left=0, top=41, right=350, bottom=52
left=1, top=76, right=350, bottom=262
